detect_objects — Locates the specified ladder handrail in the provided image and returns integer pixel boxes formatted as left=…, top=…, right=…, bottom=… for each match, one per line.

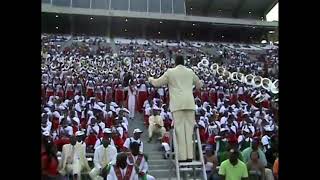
left=173, top=128, right=181, bottom=180
left=195, top=127, right=207, bottom=180
left=172, top=125, right=208, bottom=180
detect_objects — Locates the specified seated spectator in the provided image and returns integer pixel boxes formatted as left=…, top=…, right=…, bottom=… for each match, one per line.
left=218, top=148, right=248, bottom=180
left=41, top=132, right=59, bottom=179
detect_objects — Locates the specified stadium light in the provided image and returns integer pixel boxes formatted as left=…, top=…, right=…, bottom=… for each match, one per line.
left=90, top=17, right=93, bottom=20
left=261, top=40, right=267, bottom=44
left=249, top=11, right=252, bottom=14
left=221, top=35, right=224, bottom=38
left=56, top=26, right=59, bottom=29
left=125, top=18, right=128, bottom=22
left=269, top=31, right=275, bottom=34
left=191, top=33, right=194, bottom=36
left=190, top=7, right=193, bottom=10
left=158, top=31, right=161, bottom=35
left=124, top=29, right=127, bottom=32
left=192, top=23, right=195, bottom=26
left=55, top=15, right=59, bottom=18
left=218, top=9, right=222, bottom=12
left=160, top=21, right=162, bottom=24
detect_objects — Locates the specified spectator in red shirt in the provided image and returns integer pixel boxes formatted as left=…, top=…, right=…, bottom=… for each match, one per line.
left=41, top=132, right=59, bottom=180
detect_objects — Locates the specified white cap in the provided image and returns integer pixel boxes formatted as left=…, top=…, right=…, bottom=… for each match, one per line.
left=75, top=131, right=84, bottom=136
left=264, top=125, right=273, bottom=132
left=133, top=128, right=143, bottom=134
left=93, top=104, right=103, bottom=111
left=110, top=102, right=118, bottom=108
left=98, top=102, right=105, bottom=107
left=243, top=128, right=250, bottom=133
left=153, top=106, right=161, bottom=111
left=42, top=131, right=50, bottom=137
left=103, top=128, right=112, bottom=134
left=220, top=128, right=228, bottom=132
left=198, top=121, right=206, bottom=128
left=72, top=117, right=80, bottom=125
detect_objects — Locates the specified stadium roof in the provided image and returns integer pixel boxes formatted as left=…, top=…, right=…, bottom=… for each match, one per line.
left=186, top=0, right=278, bottom=19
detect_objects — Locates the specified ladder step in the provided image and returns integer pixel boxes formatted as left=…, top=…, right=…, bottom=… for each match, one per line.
left=179, top=167, right=202, bottom=171
left=179, top=161, right=203, bottom=166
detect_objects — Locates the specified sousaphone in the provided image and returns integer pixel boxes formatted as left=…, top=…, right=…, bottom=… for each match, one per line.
left=217, top=66, right=225, bottom=75
left=253, top=76, right=263, bottom=88
left=236, top=72, right=244, bottom=82
left=262, top=78, right=272, bottom=90
left=244, top=74, right=255, bottom=85
left=270, top=80, right=279, bottom=94
left=231, top=72, right=238, bottom=81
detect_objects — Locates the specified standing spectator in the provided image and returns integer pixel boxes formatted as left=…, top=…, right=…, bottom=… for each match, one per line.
left=218, top=148, right=248, bottom=180
left=246, top=151, right=266, bottom=180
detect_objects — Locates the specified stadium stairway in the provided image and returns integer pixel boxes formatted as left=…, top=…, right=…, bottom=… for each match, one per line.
left=130, top=113, right=203, bottom=180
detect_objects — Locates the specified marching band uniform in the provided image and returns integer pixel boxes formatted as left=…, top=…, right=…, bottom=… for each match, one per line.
left=137, top=83, right=148, bottom=113
left=115, top=85, right=125, bottom=106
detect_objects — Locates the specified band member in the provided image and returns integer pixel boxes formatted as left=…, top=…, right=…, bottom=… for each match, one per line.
left=148, top=107, right=166, bottom=143
left=127, top=80, right=137, bottom=120
left=58, top=136, right=91, bottom=179
left=137, top=80, right=148, bottom=113
left=127, top=142, right=155, bottom=180
left=89, top=138, right=117, bottom=180
left=95, top=86, right=104, bottom=102
left=115, top=84, right=125, bottom=107
left=106, top=153, right=138, bottom=180
left=209, top=88, right=217, bottom=106
left=65, top=83, right=74, bottom=100
left=86, top=80, right=95, bottom=98
left=123, top=128, right=144, bottom=153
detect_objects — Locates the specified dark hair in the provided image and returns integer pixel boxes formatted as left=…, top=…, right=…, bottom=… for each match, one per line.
left=44, top=140, right=58, bottom=163
left=129, top=141, right=140, bottom=150
left=175, top=55, right=184, bottom=66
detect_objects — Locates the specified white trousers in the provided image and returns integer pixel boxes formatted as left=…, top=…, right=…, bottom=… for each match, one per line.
left=172, top=110, right=195, bottom=160
left=89, top=167, right=104, bottom=180
left=148, top=125, right=166, bottom=138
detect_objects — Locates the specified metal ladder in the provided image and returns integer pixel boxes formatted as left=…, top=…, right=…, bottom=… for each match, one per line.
left=171, top=126, right=207, bottom=180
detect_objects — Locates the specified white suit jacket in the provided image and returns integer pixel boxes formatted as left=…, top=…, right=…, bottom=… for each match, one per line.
left=59, top=142, right=91, bottom=175
left=149, top=65, right=202, bottom=112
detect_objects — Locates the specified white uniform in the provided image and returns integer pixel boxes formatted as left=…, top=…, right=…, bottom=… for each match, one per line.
left=128, top=86, right=137, bottom=119
left=148, top=115, right=166, bottom=138
left=127, top=154, right=155, bottom=180
left=89, top=145, right=118, bottom=180
left=123, top=137, right=144, bottom=153
left=94, top=138, right=116, bottom=150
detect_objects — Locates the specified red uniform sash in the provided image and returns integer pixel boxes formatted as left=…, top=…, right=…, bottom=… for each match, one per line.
left=114, top=165, right=134, bottom=180
left=128, top=154, right=144, bottom=170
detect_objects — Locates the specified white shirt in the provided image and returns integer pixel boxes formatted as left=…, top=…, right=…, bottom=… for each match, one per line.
left=138, top=84, right=147, bottom=92
left=237, top=87, right=244, bottom=95
left=123, top=137, right=144, bottom=153
left=59, top=126, right=73, bottom=136
left=94, top=138, right=115, bottom=149
left=219, top=106, right=227, bottom=114
left=261, top=135, right=271, bottom=152
left=86, top=124, right=100, bottom=136
left=220, top=116, right=228, bottom=125
left=157, top=88, right=164, bottom=96
left=127, top=154, right=149, bottom=174
left=93, top=145, right=118, bottom=170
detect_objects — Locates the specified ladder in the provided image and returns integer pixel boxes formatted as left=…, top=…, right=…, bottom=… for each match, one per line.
left=171, top=125, right=207, bottom=180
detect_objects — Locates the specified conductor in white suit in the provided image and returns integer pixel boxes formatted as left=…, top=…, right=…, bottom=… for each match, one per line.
left=148, top=55, right=202, bottom=162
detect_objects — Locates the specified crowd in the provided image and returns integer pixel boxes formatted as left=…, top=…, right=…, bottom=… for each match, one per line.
left=41, top=34, right=279, bottom=180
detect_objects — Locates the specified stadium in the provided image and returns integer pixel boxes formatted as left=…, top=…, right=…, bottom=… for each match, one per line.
left=41, top=0, right=279, bottom=179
